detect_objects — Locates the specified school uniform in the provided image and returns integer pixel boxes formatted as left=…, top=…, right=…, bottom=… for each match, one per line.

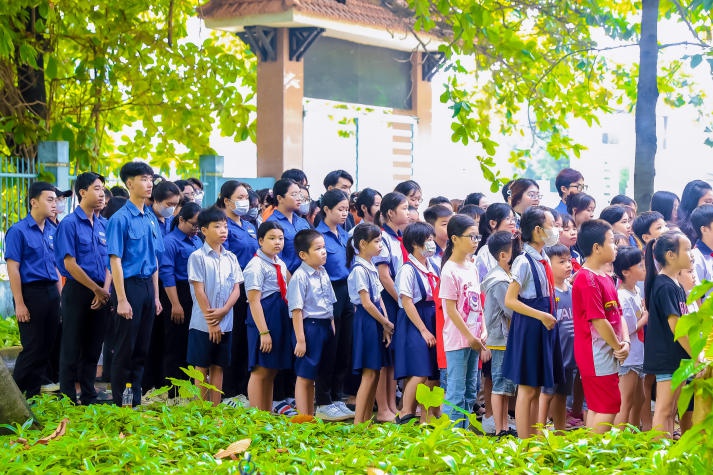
left=222, top=216, right=258, bottom=398
left=159, top=226, right=202, bottom=385
left=266, top=209, right=311, bottom=274
left=287, top=262, right=337, bottom=380
left=315, top=220, right=354, bottom=404
left=243, top=250, right=292, bottom=371
left=502, top=244, right=564, bottom=388
left=186, top=243, right=244, bottom=368
left=4, top=214, right=60, bottom=398
left=106, top=200, right=164, bottom=406
left=693, top=240, right=713, bottom=293
left=348, top=256, right=387, bottom=373
left=393, top=256, right=440, bottom=381
left=54, top=207, right=110, bottom=404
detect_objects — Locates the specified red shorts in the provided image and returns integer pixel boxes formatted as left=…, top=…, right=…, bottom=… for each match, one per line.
left=580, top=373, right=621, bottom=414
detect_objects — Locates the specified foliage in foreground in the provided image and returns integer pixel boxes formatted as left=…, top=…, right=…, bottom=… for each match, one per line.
left=0, top=393, right=704, bottom=474
left=0, top=316, right=20, bottom=348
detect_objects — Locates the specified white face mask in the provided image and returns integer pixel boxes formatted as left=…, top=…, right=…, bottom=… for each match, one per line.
left=422, top=240, right=437, bottom=258
left=544, top=226, right=560, bottom=247
left=194, top=192, right=204, bottom=206
left=232, top=199, right=250, bottom=216
left=247, top=207, right=259, bottom=220
left=159, top=205, right=175, bottom=218
left=298, top=202, right=310, bottom=216
left=56, top=201, right=67, bottom=214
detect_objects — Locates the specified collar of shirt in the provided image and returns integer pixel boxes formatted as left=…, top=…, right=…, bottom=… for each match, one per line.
left=201, top=241, right=226, bottom=257
left=316, top=220, right=348, bottom=245
left=354, top=255, right=377, bottom=272
left=298, top=261, right=326, bottom=277
left=124, top=199, right=146, bottom=217
left=23, top=214, right=44, bottom=230
left=382, top=224, right=402, bottom=238
left=696, top=239, right=713, bottom=256
left=523, top=243, right=547, bottom=261
left=407, top=254, right=435, bottom=274
left=73, top=206, right=93, bottom=222
left=256, top=248, right=281, bottom=265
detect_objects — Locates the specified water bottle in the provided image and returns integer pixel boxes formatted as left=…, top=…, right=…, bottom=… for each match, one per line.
left=122, top=383, right=133, bottom=408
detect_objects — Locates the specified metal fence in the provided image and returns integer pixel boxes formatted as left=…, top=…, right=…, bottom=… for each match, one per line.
left=1, top=156, right=38, bottom=255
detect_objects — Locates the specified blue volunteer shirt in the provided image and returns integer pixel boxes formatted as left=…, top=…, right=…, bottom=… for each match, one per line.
left=4, top=214, right=58, bottom=283
left=159, top=226, right=202, bottom=287
left=316, top=220, right=349, bottom=281
left=106, top=200, right=165, bottom=279
left=54, top=207, right=108, bottom=284
left=226, top=216, right=259, bottom=270
left=266, top=209, right=311, bottom=274
left=146, top=205, right=172, bottom=237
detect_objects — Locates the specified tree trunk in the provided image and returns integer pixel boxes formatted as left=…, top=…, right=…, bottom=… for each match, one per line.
left=633, top=0, right=659, bottom=212
left=0, top=357, right=40, bottom=434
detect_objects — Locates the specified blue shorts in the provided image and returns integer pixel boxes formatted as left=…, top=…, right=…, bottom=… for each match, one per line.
left=187, top=329, right=232, bottom=368
left=655, top=373, right=674, bottom=383
left=619, top=364, right=644, bottom=377
left=490, top=349, right=516, bottom=396
left=293, top=318, right=333, bottom=380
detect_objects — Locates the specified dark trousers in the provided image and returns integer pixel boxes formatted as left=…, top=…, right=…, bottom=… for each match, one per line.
left=142, top=282, right=168, bottom=392
left=59, top=280, right=108, bottom=404
left=315, top=280, right=355, bottom=405
left=162, top=280, right=192, bottom=391
left=13, top=282, right=61, bottom=398
left=223, top=284, right=250, bottom=397
left=111, top=276, right=155, bottom=406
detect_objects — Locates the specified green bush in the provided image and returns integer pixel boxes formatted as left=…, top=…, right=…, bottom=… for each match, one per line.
left=0, top=316, right=20, bottom=348
left=0, top=393, right=702, bottom=474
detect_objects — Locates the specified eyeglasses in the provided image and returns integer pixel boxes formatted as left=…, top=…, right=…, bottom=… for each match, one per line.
left=526, top=192, right=544, bottom=200
left=187, top=221, right=199, bottom=230
left=459, top=234, right=482, bottom=242
left=287, top=192, right=302, bottom=199
left=569, top=183, right=588, bottom=191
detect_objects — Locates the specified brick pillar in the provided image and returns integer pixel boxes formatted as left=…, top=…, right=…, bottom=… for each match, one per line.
left=256, top=28, right=304, bottom=179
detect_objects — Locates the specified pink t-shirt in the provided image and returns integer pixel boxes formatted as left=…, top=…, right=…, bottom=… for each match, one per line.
left=439, top=259, right=484, bottom=352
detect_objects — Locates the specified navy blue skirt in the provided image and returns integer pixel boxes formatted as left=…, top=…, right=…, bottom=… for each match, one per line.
left=352, top=303, right=386, bottom=373
left=502, top=297, right=564, bottom=388
left=393, top=300, right=439, bottom=380
left=246, top=292, right=292, bottom=371
left=381, top=290, right=399, bottom=367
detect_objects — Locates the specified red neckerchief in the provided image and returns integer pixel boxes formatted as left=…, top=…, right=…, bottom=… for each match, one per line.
left=383, top=225, right=409, bottom=264
left=539, top=258, right=556, bottom=314
left=255, top=252, right=287, bottom=303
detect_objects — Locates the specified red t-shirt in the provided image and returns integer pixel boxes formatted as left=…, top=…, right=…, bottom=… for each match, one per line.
left=572, top=268, right=624, bottom=377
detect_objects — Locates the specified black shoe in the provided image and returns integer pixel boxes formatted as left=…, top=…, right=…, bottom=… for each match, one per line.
left=395, top=414, right=419, bottom=425
left=507, top=428, right=518, bottom=437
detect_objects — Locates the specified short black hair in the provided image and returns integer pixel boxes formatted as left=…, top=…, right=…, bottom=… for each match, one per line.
left=257, top=221, right=284, bottom=239
left=110, top=185, right=129, bottom=198
left=690, top=204, right=713, bottom=241
left=458, top=204, right=485, bottom=221
left=74, top=172, right=105, bottom=203
left=101, top=196, right=127, bottom=219
left=463, top=192, right=486, bottom=207
left=577, top=219, right=612, bottom=257
left=599, top=205, right=628, bottom=226
left=567, top=192, right=596, bottom=217
left=423, top=204, right=452, bottom=226
left=545, top=243, right=570, bottom=260
left=610, top=194, right=636, bottom=208
left=294, top=229, right=323, bottom=254
left=428, top=196, right=451, bottom=207
left=323, top=170, right=354, bottom=189
left=152, top=180, right=181, bottom=203
left=27, top=181, right=56, bottom=210
left=555, top=168, right=584, bottom=197
left=632, top=211, right=664, bottom=242
left=197, top=206, right=227, bottom=229
left=403, top=222, right=435, bottom=254
left=281, top=169, right=308, bottom=185
left=174, top=179, right=192, bottom=193
left=186, top=177, right=203, bottom=191
left=119, top=161, right=154, bottom=183
left=613, top=245, right=643, bottom=280
left=487, top=230, right=515, bottom=259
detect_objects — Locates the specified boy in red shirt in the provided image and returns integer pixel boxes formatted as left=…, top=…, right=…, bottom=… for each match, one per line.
left=572, top=220, right=630, bottom=433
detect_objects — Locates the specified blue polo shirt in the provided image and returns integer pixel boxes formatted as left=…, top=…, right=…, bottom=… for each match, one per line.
left=4, top=214, right=58, bottom=283
left=54, top=207, right=108, bottom=284
left=159, top=227, right=202, bottom=287
left=106, top=200, right=165, bottom=279
left=147, top=205, right=172, bottom=237
left=266, top=209, right=311, bottom=274
left=226, top=216, right=259, bottom=270
left=316, top=220, right=349, bottom=281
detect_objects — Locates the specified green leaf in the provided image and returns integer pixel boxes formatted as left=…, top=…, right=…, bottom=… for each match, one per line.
left=690, top=54, right=703, bottom=69
left=45, top=55, right=58, bottom=80
left=676, top=383, right=694, bottom=417
left=687, top=280, right=713, bottom=304
left=415, top=384, right=445, bottom=410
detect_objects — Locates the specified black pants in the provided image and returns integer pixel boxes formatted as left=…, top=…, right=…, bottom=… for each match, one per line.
left=142, top=282, right=168, bottom=392
left=315, top=280, right=355, bottom=405
left=162, top=280, right=192, bottom=391
left=59, top=280, right=109, bottom=404
left=13, top=282, right=60, bottom=398
left=111, top=276, right=155, bottom=406
left=223, top=284, right=249, bottom=398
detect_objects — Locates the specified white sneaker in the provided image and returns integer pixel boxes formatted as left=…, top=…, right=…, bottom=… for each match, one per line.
left=316, top=403, right=351, bottom=421
left=335, top=401, right=355, bottom=418
left=40, top=382, right=60, bottom=393
left=222, top=394, right=249, bottom=409
left=481, top=415, right=496, bottom=435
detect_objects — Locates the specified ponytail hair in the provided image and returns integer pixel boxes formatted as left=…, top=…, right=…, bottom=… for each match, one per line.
left=347, top=222, right=381, bottom=266
left=170, top=201, right=201, bottom=231
left=520, top=205, right=552, bottom=244
left=644, top=230, right=688, bottom=309
left=476, top=202, right=513, bottom=254
left=317, top=189, right=349, bottom=222
left=442, top=214, right=476, bottom=267
left=375, top=191, right=407, bottom=227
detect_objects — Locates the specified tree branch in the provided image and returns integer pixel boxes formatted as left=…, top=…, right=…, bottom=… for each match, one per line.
left=670, top=0, right=712, bottom=49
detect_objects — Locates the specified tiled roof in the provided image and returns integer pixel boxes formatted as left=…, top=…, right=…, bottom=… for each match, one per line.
left=198, top=0, right=419, bottom=35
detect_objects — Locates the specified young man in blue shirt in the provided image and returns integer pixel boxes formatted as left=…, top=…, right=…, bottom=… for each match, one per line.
left=106, top=162, right=165, bottom=406
left=5, top=181, right=61, bottom=398
left=55, top=172, right=112, bottom=405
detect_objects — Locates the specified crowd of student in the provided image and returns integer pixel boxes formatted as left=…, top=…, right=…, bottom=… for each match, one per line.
left=5, top=163, right=710, bottom=438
